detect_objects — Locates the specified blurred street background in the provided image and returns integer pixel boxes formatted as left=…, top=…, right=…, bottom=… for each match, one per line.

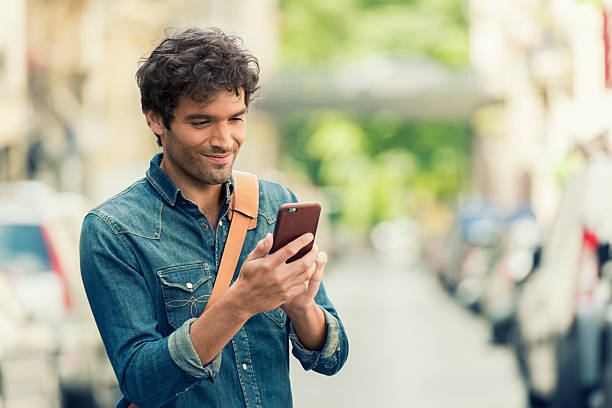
left=3, top=0, right=612, bottom=407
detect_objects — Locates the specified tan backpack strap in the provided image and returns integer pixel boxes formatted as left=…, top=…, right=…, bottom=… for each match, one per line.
left=227, top=170, right=258, bottom=230
left=205, top=171, right=259, bottom=310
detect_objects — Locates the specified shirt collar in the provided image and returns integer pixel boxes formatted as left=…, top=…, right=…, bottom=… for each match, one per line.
left=146, top=152, right=234, bottom=207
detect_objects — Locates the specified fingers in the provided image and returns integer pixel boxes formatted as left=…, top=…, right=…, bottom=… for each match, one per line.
left=282, top=244, right=319, bottom=286
left=289, top=249, right=325, bottom=291
left=273, top=232, right=315, bottom=264
left=292, top=243, right=319, bottom=274
left=311, top=251, right=327, bottom=284
left=245, top=233, right=273, bottom=263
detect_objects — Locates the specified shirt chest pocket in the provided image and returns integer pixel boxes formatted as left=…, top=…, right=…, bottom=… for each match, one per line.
left=157, top=263, right=213, bottom=330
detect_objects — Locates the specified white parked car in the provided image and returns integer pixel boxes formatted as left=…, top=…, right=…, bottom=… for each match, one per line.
left=514, top=154, right=612, bottom=408
left=0, top=181, right=119, bottom=408
left=0, top=273, right=61, bottom=408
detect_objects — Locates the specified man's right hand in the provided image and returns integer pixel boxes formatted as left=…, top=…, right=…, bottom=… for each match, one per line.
left=231, top=232, right=319, bottom=316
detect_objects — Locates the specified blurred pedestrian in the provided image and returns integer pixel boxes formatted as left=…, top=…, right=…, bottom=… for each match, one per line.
left=79, top=27, right=348, bottom=408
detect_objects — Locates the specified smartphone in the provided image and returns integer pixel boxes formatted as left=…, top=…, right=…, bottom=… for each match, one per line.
left=269, top=202, right=321, bottom=263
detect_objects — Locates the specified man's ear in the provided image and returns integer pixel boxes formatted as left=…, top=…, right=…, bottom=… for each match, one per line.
left=144, top=110, right=166, bottom=137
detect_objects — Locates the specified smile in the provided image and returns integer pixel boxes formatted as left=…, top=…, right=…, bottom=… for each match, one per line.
left=202, top=153, right=232, bottom=164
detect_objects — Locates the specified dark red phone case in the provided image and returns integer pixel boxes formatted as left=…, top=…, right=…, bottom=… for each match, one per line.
left=269, top=202, right=321, bottom=263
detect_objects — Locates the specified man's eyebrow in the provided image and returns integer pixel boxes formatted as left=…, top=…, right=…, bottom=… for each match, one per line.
left=230, top=108, right=248, bottom=117
left=184, top=113, right=211, bottom=121
left=184, top=109, right=247, bottom=121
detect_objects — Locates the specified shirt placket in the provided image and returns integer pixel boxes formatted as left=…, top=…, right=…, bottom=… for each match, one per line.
left=232, top=329, right=263, bottom=408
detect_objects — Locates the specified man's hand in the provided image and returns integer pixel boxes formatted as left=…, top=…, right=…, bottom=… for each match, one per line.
left=231, top=232, right=328, bottom=351
left=232, top=232, right=319, bottom=316
left=281, top=249, right=327, bottom=313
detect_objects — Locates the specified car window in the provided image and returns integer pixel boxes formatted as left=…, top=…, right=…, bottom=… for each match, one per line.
left=0, top=225, right=52, bottom=273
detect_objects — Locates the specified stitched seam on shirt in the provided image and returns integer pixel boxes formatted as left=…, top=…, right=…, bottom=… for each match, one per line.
left=95, top=180, right=148, bottom=208
left=115, top=201, right=163, bottom=239
left=160, top=275, right=209, bottom=290
left=87, top=212, right=139, bottom=268
left=157, top=263, right=210, bottom=274
left=91, top=200, right=162, bottom=240
left=89, top=210, right=121, bottom=234
left=175, top=382, right=198, bottom=397
left=115, top=233, right=139, bottom=266
left=257, top=185, right=297, bottom=224
left=166, top=294, right=210, bottom=317
left=284, top=187, right=294, bottom=203
left=320, top=308, right=340, bottom=359
left=257, top=212, right=277, bottom=225
left=263, top=308, right=286, bottom=328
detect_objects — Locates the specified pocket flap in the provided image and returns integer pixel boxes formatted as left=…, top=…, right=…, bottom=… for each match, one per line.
left=264, top=307, right=287, bottom=328
left=157, top=264, right=212, bottom=293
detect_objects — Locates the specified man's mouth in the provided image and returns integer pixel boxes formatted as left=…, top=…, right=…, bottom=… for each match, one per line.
left=202, top=153, right=232, bottom=164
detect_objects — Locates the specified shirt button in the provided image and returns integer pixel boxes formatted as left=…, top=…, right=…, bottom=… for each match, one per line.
left=219, top=221, right=223, bottom=226
left=203, top=224, right=208, bottom=230
left=242, top=363, right=247, bottom=370
left=186, top=282, right=193, bottom=289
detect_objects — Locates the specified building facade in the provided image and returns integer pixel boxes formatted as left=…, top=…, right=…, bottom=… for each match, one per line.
left=0, top=0, right=279, bottom=203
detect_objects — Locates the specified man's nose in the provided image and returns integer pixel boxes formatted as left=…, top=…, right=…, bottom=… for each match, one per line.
left=210, top=122, right=233, bottom=150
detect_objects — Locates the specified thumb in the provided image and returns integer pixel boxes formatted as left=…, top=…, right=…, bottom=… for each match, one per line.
left=245, top=233, right=273, bottom=262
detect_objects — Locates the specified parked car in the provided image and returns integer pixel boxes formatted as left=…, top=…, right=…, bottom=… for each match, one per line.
left=0, top=181, right=119, bottom=408
left=514, top=154, right=612, bottom=408
left=0, top=273, right=61, bottom=408
left=436, top=197, right=506, bottom=311
left=480, top=211, right=541, bottom=345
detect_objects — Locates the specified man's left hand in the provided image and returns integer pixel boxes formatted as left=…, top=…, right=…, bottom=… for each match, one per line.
left=281, top=246, right=327, bottom=313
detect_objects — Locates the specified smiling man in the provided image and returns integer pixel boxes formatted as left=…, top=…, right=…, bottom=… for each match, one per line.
left=79, top=28, right=348, bottom=408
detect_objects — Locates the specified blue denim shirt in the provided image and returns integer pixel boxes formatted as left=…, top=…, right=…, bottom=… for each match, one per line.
left=79, top=154, right=348, bottom=408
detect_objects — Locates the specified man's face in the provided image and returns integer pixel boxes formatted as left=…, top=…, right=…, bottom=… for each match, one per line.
left=149, top=91, right=247, bottom=186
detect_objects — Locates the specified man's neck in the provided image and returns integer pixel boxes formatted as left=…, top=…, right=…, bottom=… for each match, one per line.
left=160, top=160, right=226, bottom=229
left=183, top=183, right=225, bottom=230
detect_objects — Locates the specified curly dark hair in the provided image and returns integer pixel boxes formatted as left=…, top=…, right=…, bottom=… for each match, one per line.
left=136, top=27, right=260, bottom=146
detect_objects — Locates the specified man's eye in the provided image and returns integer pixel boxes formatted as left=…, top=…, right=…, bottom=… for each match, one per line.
left=192, top=121, right=209, bottom=126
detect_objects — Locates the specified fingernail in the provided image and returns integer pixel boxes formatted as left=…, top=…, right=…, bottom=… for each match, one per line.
left=306, top=233, right=314, bottom=241
left=318, top=251, right=327, bottom=262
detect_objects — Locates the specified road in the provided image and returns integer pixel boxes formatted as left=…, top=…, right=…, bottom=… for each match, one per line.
left=290, top=249, right=526, bottom=408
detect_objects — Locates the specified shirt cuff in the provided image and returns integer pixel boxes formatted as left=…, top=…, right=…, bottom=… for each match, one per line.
left=289, top=307, right=341, bottom=371
left=168, top=318, right=222, bottom=383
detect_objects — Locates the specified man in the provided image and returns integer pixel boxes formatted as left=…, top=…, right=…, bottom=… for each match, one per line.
left=80, top=27, right=348, bottom=408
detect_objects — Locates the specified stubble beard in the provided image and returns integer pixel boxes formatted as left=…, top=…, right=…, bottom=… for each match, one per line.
left=177, top=147, right=236, bottom=186
left=192, top=157, right=234, bottom=185
left=164, top=136, right=237, bottom=187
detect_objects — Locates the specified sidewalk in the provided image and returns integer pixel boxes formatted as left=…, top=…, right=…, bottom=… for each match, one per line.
left=290, top=249, right=526, bottom=408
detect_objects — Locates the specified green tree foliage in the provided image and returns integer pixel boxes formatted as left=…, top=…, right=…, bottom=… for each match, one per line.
left=277, top=0, right=472, bottom=234
left=279, top=0, right=469, bottom=67
left=280, top=112, right=471, bottom=233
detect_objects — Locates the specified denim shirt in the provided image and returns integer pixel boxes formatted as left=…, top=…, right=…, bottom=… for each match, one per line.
left=79, top=154, right=348, bottom=408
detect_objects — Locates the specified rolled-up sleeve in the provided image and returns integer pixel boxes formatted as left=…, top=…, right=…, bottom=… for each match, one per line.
left=80, top=213, right=205, bottom=408
left=289, top=283, right=349, bottom=375
left=168, top=318, right=222, bottom=382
